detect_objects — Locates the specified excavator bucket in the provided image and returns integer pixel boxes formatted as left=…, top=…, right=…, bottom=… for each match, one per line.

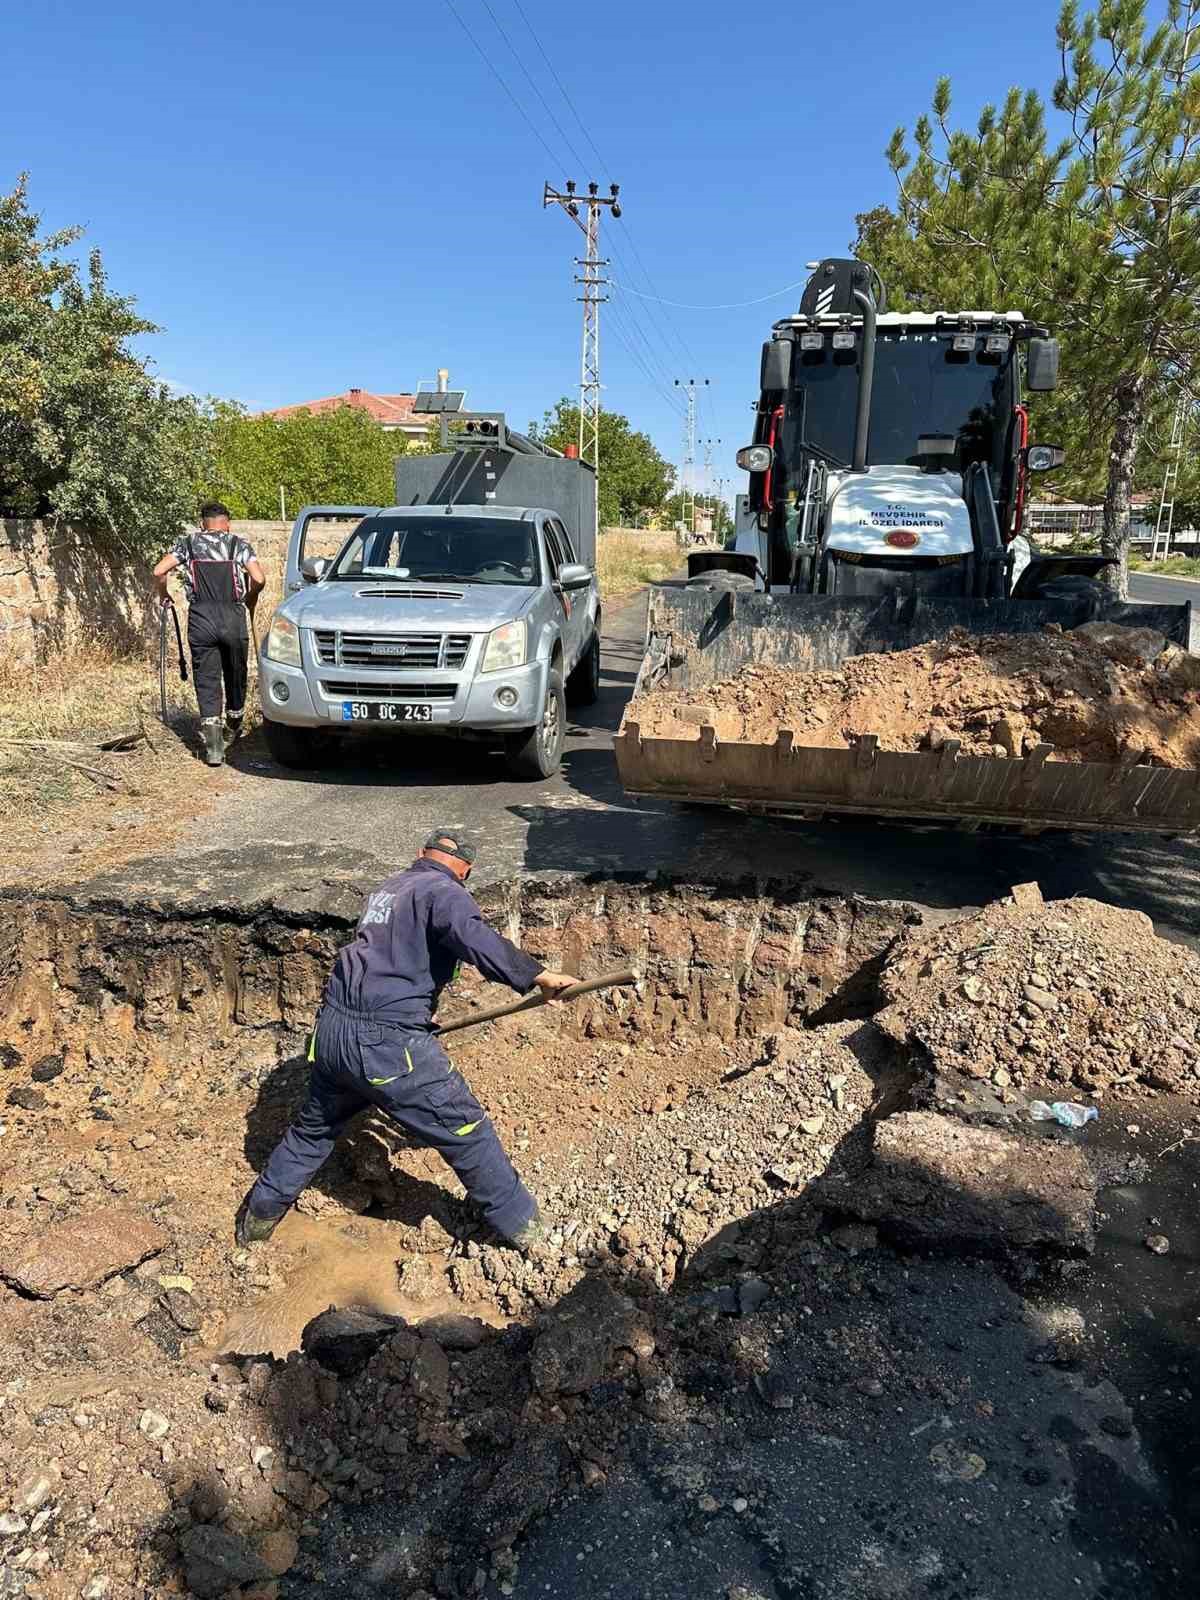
left=614, top=585, right=1200, bottom=835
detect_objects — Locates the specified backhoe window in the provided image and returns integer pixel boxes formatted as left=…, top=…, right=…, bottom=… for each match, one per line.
left=783, top=334, right=1013, bottom=474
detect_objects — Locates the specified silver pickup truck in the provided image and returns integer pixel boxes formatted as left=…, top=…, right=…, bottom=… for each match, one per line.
left=259, top=423, right=600, bottom=779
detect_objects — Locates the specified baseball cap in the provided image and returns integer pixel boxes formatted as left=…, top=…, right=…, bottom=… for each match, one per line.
left=423, top=827, right=477, bottom=865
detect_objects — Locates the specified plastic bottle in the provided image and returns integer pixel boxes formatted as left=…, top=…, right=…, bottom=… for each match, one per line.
left=1030, top=1100, right=1098, bottom=1128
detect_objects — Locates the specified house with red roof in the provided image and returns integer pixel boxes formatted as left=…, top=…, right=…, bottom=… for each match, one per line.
left=259, top=388, right=432, bottom=442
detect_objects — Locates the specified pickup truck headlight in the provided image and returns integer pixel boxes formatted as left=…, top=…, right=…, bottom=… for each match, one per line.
left=266, top=615, right=302, bottom=667
left=480, top=618, right=527, bottom=673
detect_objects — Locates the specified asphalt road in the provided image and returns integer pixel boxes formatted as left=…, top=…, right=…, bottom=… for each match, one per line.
left=1128, top=568, right=1200, bottom=605
left=195, top=575, right=1200, bottom=942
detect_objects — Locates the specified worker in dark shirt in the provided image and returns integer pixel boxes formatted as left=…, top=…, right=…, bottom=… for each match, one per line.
left=236, top=828, right=575, bottom=1250
left=152, top=502, right=265, bottom=767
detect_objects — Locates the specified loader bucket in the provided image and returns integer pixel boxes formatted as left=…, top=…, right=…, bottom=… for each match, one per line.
left=614, top=585, right=1200, bottom=835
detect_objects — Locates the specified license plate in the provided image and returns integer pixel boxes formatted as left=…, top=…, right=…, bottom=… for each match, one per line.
left=341, top=701, right=433, bottom=723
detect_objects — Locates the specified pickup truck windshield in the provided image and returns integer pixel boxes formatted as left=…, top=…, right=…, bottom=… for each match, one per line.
left=329, top=516, right=540, bottom=586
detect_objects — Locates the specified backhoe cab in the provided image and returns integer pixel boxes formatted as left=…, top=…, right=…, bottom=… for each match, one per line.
left=713, top=258, right=1094, bottom=605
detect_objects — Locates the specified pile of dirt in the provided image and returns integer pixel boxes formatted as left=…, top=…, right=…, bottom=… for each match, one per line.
left=628, top=622, right=1200, bottom=766
left=878, top=880, right=1200, bottom=1100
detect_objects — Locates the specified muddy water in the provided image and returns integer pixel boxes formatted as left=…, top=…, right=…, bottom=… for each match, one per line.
left=210, top=1212, right=497, bottom=1360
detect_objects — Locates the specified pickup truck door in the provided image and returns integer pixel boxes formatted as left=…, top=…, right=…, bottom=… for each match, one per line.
left=542, top=518, right=586, bottom=670
left=284, top=504, right=380, bottom=595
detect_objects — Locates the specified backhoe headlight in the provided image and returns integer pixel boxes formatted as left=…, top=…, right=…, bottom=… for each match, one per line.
left=266, top=615, right=302, bottom=667
left=480, top=619, right=526, bottom=673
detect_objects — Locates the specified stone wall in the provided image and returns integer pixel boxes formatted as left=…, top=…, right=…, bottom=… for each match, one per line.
left=0, top=520, right=293, bottom=662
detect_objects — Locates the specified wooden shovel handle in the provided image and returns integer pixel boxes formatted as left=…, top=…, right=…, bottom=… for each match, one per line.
left=434, top=967, right=638, bottom=1037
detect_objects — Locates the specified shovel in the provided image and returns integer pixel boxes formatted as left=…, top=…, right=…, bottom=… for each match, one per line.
left=158, top=598, right=188, bottom=725
left=435, top=968, right=638, bottom=1038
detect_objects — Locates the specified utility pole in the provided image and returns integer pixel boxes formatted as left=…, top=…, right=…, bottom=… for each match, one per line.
left=1151, top=398, right=1187, bottom=561
left=674, top=379, right=708, bottom=535
left=544, top=181, right=621, bottom=480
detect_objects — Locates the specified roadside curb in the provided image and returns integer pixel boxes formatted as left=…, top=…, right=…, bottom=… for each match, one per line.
left=1131, top=569, right=1200, bottom=586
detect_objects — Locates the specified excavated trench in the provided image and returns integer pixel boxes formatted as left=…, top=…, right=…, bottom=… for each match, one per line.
left=0, top=872, right=923, bottom=1345
left=2, top=870, right=1195, bottom=1600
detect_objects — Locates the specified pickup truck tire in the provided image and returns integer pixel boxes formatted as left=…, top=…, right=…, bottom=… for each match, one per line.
left=566, top=627, right=601, bottom=706
left=262, top=714, right=335, bottom=770
left=504, top=669, right=565, bottom=780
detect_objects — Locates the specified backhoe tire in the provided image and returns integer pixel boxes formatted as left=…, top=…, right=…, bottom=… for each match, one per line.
left=262, top=715, right=335, bottom=770
left=687, top=572, right=755, bottom=593
left=566, top=628, right=601, bottom=707
left=504, top=669, right=565, bottom=780
left=1029, top=574, right=1108, bottom=619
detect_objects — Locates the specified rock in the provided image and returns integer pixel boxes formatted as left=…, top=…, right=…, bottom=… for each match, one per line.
left=255, top=1530, right=298, bottom=1577
left=1145, top=1233, right=1170, bottom=1255
left=856, top=1377, right=885, bottom=1398
left=465, top=1436, right=568, bottom=1550
left=529, top=1277, right=649, bottom=1397
left=300, top=1308, right=406, bottom=1377
left=0, top=1044, right=21, bottom=1070
left=160, top=1288, right=203, bottom=1331
left=0, top=1514, right=25, bottom=1536
left=0, top=1207, right=167, bottom=1298
left=410, top=1338, right=451, bottom=1405
left=697, top=1493, right=720, bottom=1515
left=1075, top=620, right=1167, bottom=667
left=830, top=1223, right=879, bottom=1253
left=929, top=1439, right=987, bottom=1481
left=179, top=1525, right=271, bottom=1599
left=138, top=1409, right=170, bottom=1440
left=81, top=1579, right=112, bottom=1599
left=961, top=978, right=985, bottom=1003
left=131, top=1132, right=157, bottom=1151
left=798, top=1114, right=826, bottom=1136
left=417, top=1313, right=488, bottom=1351
left=30, top=1054, right=64, bottom=1083
left=837, top=1111, right=1097, bottom=1251
left=6, top=1085, right=46, bottom=1111
left=251, top=1445, right=275, bottom=1471
left=731, top=1497, right=749, bottom=1513
left=738, top=1278, right=770, bottom=1315
left=12, top=1467, right=59, bottom=1511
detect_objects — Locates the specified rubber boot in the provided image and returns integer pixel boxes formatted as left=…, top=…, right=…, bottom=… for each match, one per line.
left=201, top=717, right=225, bottom=767
left=223, top=710, right=244, bottom=751
left=235, top=1192, right=282, bottom=1247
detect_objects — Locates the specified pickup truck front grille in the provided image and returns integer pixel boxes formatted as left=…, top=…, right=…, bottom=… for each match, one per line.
left=320, top=679, right=458, bottom=701
left=312, top=630, right=471, bottom=670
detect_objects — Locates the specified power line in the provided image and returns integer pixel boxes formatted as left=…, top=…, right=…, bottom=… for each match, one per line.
left=503, top=0, right=705, bottom=385
left=478, top=0, right=592, bottom=174
left=511, top=0, right=610, bottom=177
left=613, top=275, right=812, bottom=311
left=441, top=0, right=561, bottom=169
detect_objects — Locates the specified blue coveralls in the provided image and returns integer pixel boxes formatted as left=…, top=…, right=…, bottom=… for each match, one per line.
left=247, top=859, right=543, bottom=1241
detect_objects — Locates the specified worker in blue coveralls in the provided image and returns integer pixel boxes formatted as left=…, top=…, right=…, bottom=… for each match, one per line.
left=236, top=828, right=576, bottom=1250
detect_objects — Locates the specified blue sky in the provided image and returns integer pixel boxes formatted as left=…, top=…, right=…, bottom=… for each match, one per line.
left=8, top=0, right=1072, bottom=496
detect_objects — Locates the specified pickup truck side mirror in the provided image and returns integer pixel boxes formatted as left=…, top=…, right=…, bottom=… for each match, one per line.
left=300, top=556, right=329, bottom=583
left=557, top=561, right=592, bottom=591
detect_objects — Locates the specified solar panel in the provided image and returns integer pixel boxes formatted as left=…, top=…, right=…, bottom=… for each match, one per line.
left=411, top=390, right=467, bottom=415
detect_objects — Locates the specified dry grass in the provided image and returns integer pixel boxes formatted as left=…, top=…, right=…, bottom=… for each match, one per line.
left=1129, top=554, right=1200, bottom=578
left=596, top=527, right=681, bottom=598
left=0, top=631, right=224, bottom=869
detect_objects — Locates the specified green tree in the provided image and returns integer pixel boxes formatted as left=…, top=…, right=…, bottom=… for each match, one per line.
left=662, top=491, right=733, bottom=538
left=859, top=0, right=1200, bottom=594
left=202, top=402, right=419, bottom=518
left=530, top=400, right=674, bottom=527
left=0, top=174, right=208, bottom=547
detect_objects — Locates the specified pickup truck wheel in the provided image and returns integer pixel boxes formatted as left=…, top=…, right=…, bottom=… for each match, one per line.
left=262, top=714, right=335, bottom=770
left=566, top=628, right=601, bottom=706
left=504, top=669, right=565, bottom=780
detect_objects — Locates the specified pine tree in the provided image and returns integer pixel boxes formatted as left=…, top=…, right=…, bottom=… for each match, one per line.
left=861, top=1, right=1200, bottom=594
